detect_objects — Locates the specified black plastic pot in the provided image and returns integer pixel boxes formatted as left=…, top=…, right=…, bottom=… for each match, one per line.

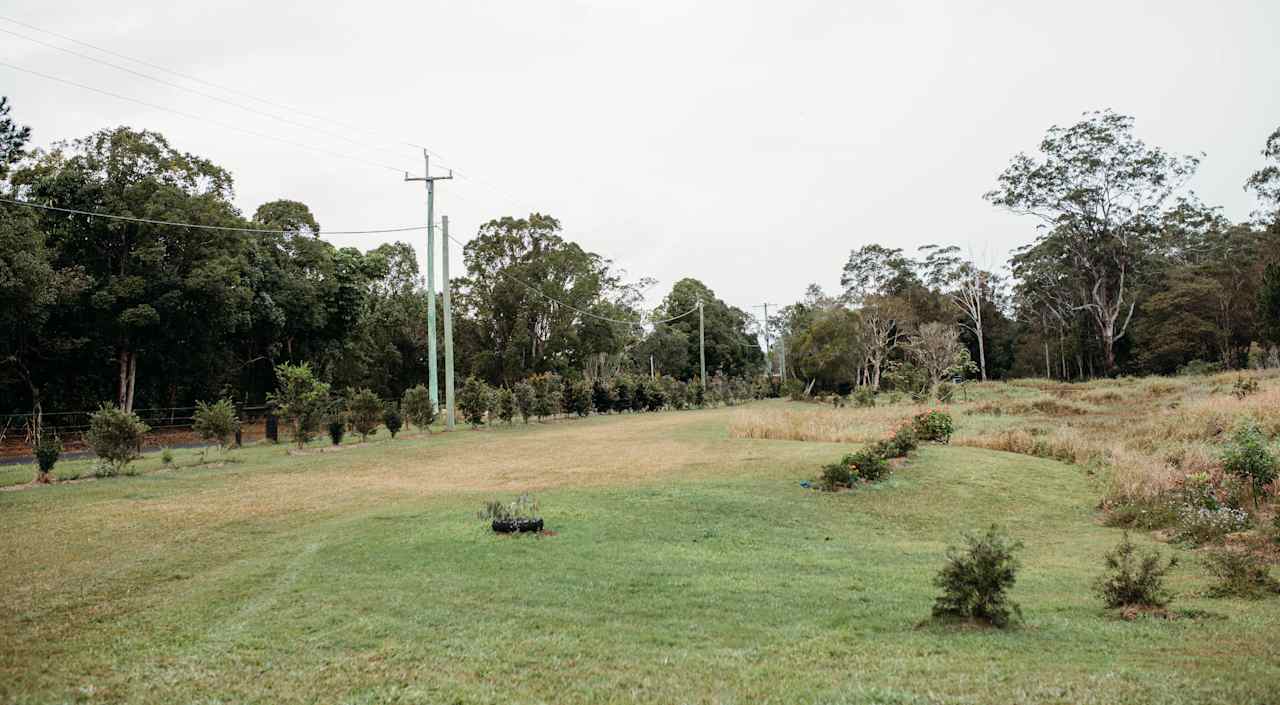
left=492, top=517, right=544, bottom=534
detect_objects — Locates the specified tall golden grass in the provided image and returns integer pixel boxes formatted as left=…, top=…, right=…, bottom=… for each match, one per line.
left=728, top=405, right=922, bottom=444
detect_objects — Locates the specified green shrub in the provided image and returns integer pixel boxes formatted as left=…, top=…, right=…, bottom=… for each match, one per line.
left=87, top=404, right=150, bottom=476
left=346, top=388, right=383, bottom=441
left=1104, top=495, right=1181, bottom=530
left=1203, top=549, right=1280, bottom=598
left=819, top=462, right=853, bottom=491
left=632, top=378, right=652, bottom=412
left=853, top=387, right=875, bottom=407
left=34, top=433, right=61, bottom=482
left=845, top=448, right=890, bottom=482
left=268, top=363, right=331, bottom=449
left=1094, top=532, right=1177, bottom=609
left=935, top=382, right=955, bottom=403
left=878, top=424, right=918, bottom=458
left=494, top=387, right=516, bottom=424
left=566, top=379, right=594, bottom=417
left=693, top=383, right=706, bottom=408
left=193, top=399, right=238, bottom=450
left=912, top=410, right=954, bottom=444
left=459, top=377, right=493, bottom=427
left=591, top=379, right=614, bottom=414
left=400, top=385, right=437, bottom=432
left=1231, top=376, right=1260, bottom=400
left=513, top=381, right=535, bottom=423
left=383, top=407, right=403, bottom=438
left=1178, top=359, right=1222, bottom=376
left=1220, top=421, right=1277, bottom=506
left=931, top=525, right=1024, bottom=628
left=327, top=419, right=345, bottom=446
left=161, top=447, right=174, bottom=465
left=530, top=373, right=563, bottom=419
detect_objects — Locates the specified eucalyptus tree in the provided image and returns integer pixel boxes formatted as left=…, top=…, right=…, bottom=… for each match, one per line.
left=986, top=110, right=1199, bottom=374
left=920, top=245, right=1003, bottom=381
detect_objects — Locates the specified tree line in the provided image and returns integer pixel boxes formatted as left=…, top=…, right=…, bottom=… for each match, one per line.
left=0, top=97, right=763, bottom=429
left=777, top=110, right=1280, bottom=393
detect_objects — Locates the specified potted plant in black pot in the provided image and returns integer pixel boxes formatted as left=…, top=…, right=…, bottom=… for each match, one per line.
left=480, top=494, right=544, bottom=534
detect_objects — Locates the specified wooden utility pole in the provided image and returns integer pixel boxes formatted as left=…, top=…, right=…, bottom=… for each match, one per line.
left=442, top=215, right=456, bottom=430
left=404, top=152, right=452, bottom=413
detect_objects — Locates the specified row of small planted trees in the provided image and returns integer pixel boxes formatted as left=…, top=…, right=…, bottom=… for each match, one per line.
left=268, top=363, right=764, bottom=445
left=454, top=371, right=761, bottom=428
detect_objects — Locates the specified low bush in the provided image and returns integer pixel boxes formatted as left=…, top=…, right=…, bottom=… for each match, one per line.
left=931, top=525, right=1024, bottom=628
left=193, top=399, right=238, bottom=450
left=494, top=387, right=516, bottom=424
left=853, top=387, right=876, bottom=408
left=1103, top=495, right=1181, bottom=530
left=912, top=410, right=954, bottom=443
left=1178, top=359, right=1222, bottom=376
left=1094, top=532, right=1177, bottom=609
left=383, top=407, right=403, bottom=438
left=819, top=462, right=854, bottom=491
left=514, top=381, right=535, bottom=423
left=86, top=403, right=150, bottom=476
left=935, top=382, right=955, bottom=403
left=1203, top=549, right=1280, bottom=598
left=346, top=388, right=383, bottom=441
left=327, top=419, right=345, bottom=446
left=459, top=377, right=494, bottom=427
left=844, top=448, right=890, bottom=482
left=34, top=433, right=61, bottom=482
left=881, top=423, right=919, bottom=458
left=161, top=447, right=174, bottom=465
left=268, top=363, right=330, bottom=449
left=1220, top=421, right=1277, bottom=506
left=401, top=385, right=437, bottom=432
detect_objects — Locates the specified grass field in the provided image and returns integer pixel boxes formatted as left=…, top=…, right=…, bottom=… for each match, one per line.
left=3, top=401, right=1279, bottom=704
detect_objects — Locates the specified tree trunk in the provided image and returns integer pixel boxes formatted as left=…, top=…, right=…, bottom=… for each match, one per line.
left=118, top=350, right=130, bottom=409
left=976, top=325, right=988, bottom=381
left=1043, top=339, right=1050, bottom=379
left=126, top=353, right=137, bottom=413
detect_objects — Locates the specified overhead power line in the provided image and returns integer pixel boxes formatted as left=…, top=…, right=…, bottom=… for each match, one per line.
left=0, top=25, right=420, bottom=165
left=0, top=14, right=454, bottom=166
left=0, top=197, right=430, bottom=235
left=0, top=60, right=413, bottom=175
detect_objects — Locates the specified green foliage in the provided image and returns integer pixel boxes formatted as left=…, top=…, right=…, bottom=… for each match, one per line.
left=782, top=378, right=805, bottom=401
left=591, top=379, right=614, bottom=414
left=844, top=448, right=890, bottom=482
left=631, top=377, right=651, bottom=412
left=494, top=387, right=516, bottom=424
left=161, top=447, right=174, bottom=465
left=1220, top=420, right=1278, bottom=505
left=1094, top=533, right=1177, bottom=609
left=1203, top=549, right=1280, bottom=599
left=643, top=379, right=667, bottom=411
left=530, top=373, right=562, bottom=420
left=34, top=433, right=61, bottom=479
left=912, top=410, right=954, bottom=443
left=513, top=381, right=535, bottom=424
left=853, top=387, right=876, bottom=407
left=565, top=379, right=594, bottom=417
left=693, top=382, right=706, bottom=408
left=383, top=407, right=402, bottom=438
left=459, top=377, right=493, bottom=427
left=935, top=382, right=955, bottom=403
left=931, top=525, right=1023, bottom=628
left=86, top=403, right=150, bottom=475
left=327, top=419, right=345, bottom=446
left=819, top=462, right=853, bottom=491
left=268, top=363, right=331, bottom=449
left=193, top=399, right=238, bottom=450
left=1177, top=359, right=1222, bottom=376
left=400, top=385, right=436, bottom=432
left=1259, top=262, right=1280, bottom=347
left=881, top=423, right=919, bottom=457
left=345, top=388, right=383, bottom=441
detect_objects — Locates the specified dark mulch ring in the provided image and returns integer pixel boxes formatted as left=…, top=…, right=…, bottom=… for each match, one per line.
left=1110, top=606, right=1225, bottom=622
left=491, top=517, right=545, bottom=534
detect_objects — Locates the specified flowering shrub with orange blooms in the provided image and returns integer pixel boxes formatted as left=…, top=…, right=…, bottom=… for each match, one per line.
left=912, top=409, right=954, bottom=443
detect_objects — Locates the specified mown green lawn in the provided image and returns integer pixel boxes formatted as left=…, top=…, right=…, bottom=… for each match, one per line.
left=2, top=405, right=1277, bottom=704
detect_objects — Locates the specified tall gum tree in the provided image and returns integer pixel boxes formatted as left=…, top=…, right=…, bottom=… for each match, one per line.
left=986, top=110, right=1200, bottom=374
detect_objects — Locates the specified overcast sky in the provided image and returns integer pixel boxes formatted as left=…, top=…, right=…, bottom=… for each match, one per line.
left=3, top=1, right=1278, bottom=317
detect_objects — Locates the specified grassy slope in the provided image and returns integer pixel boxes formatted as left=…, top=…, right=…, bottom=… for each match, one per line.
left=2, top=404, right=1278, bottom=704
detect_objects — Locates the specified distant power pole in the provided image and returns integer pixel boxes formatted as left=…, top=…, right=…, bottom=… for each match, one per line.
left=441, top=215, right=456, bottom=430
left=403, top=151, right=452, bottom=413
left=755, top=303, right=774, bottom=376
left=698, top=299, right=707, bottom=390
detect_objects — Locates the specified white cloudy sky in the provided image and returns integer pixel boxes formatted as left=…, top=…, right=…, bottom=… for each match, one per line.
left=3, top=0, right=1278, bottom=315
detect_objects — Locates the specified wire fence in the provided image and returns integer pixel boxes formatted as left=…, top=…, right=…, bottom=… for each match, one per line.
left=0, top=404, right=278, bottom=453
